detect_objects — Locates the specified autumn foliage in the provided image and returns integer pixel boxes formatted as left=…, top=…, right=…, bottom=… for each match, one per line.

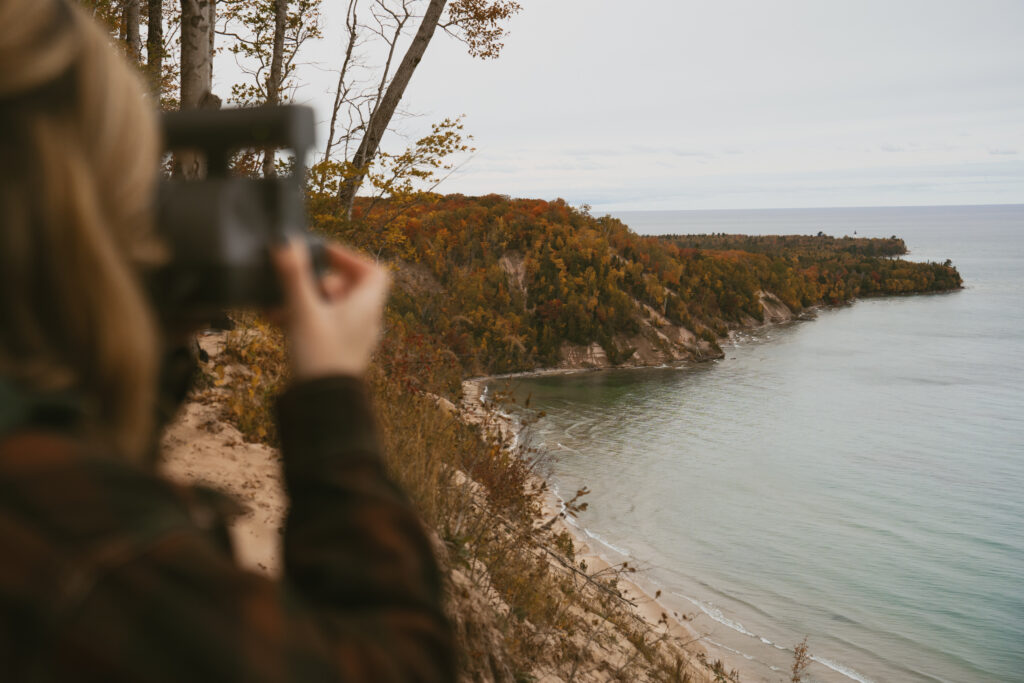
left=204, top=194, right=960, bottom=680
left=308, top=192, right=962, bottom=381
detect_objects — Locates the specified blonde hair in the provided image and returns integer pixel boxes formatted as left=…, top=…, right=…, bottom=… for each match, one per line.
left=0, top=0, right=162, bottom=460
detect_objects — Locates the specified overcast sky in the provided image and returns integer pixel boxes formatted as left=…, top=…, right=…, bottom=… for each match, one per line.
left=251, top=0, right=1024, bottom=211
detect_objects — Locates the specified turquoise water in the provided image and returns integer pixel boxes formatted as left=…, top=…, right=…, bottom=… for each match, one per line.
left=494, top=205, right=1024, bottom=682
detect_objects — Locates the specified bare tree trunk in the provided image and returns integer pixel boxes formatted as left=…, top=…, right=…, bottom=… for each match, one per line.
left=179, top=0, right=219, bottom=178
left=208, top=0, right=216, bottom=86
left=119, top=2, right=127, bottom=42
left=146, top=0, right=164, bottom=96
left=180, top=0, right=215, bottom=109
left=123, top=0, right=142, bottom=61
left=323, top=0, right=358, bottom=164
left=337, top=0, right=448, bottom=218
left=263, top=0, right=288, bottom=178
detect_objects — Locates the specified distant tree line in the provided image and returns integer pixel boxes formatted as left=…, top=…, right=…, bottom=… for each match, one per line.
left=661, top=233, right=908, bottom=257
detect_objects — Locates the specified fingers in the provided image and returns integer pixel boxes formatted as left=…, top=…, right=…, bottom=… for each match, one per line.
left=324, top=243, right=390, bottom=302
left=269, top=240, right=390, bottom=380
left=319, top=272, right=347, bottom=300
left=270, top=239, right=320, bottom=314
left=272, top=239, right=389, bottom=309
left=325, top=242, right=375, bottom=283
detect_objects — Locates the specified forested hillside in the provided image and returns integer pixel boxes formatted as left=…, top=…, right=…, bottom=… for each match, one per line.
left=309, top=192, right=963, bottom=393
left=207, top=196, right=962, bottom=683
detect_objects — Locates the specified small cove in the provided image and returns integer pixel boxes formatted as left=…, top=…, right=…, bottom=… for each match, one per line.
left=493, top=205, right=1024, bottom=682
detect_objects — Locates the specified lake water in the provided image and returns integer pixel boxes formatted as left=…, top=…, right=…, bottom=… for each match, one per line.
left=493, top=205, right=1024, bottom=682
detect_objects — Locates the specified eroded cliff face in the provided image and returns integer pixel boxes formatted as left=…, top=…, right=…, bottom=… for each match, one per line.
left=498, top=251, right=527, bottom=301
left=389, top=253, right=797, bottom=374
left=554, top=290, right=796, bottom=371
left=557, top=341, right=609, bottom=369
left=758, top=290, right=795, bottom=324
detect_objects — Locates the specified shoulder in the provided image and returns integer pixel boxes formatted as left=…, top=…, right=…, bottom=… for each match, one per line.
left=0, top=431, right=240, bottom=599
left=0, top=432, right=241, bottom=675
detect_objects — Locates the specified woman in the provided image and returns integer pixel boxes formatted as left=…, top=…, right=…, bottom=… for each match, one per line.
left=0, top=0, right=453, bottom=680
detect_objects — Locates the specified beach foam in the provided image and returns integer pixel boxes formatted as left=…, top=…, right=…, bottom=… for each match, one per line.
left=580, top=528, right=632, bottom=556
left=811, top=655, right=876, bottom=683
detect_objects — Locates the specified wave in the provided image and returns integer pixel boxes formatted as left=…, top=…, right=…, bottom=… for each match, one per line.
left=549, top=495, right=881, bottom=683
left=694, top=600, right=758, bottom=639
left=543, top=483, right=631, bottom=556
left=676, top=593, right=878, bottom=683
left=563, top=420, right=588, bottom=438
left=670, top=592, right=760, bottom=640
left=500, top=385, right=905, bottom=683
left=580, top=527, right=632, bottom=556
left=810, top=655, right=876, bottom=683
left=705, top=638, right=756, bottom=661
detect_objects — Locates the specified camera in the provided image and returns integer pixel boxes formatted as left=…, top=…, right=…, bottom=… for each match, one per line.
left=149, top=105, right=326, bottom=318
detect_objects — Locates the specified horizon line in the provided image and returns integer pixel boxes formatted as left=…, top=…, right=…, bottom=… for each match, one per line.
left=602, top=201, right=1024, bottom=214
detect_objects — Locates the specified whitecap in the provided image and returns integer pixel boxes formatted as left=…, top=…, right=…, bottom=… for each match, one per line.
left=810, top=655, right=876, bottom=683
left=705, top=638, right=755, bottom=660
left=582, top=528, right=631, bottom=556
left=687, top=600, right=757, bottom=639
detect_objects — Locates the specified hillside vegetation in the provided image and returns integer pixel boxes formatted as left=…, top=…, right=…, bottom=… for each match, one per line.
left=200, top=193, right=961, bottom=682
left=310, top=193, right=962, bottom=392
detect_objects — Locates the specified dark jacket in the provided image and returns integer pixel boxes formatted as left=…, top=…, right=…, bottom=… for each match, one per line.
left=0, top=376, right=454, bottom=681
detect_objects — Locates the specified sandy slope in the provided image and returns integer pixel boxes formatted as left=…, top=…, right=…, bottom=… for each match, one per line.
left=159, top=335, right=286, bottom=577
left=160, top=397, right=286, bottom=576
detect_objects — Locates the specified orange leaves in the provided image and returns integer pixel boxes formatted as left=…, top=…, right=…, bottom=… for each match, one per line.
left=535, top=298, right=563, bottom=322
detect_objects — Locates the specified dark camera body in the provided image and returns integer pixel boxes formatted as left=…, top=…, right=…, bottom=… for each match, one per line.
left=149, top=105, right=324, bottom=319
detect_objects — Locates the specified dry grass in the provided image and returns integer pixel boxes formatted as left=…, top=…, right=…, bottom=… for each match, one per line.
left=211, top=314, right=289, bottom=445
left=790, top=637, right=810, bottom=683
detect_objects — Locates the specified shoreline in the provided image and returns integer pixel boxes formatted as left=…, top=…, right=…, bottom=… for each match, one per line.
left=457, top=312, right=826, bottom=683
left=460, top=374, right=759, bottom=682
left=462, top=301, right=924, bottom=683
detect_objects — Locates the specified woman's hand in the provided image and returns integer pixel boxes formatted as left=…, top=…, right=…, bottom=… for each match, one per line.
left=271, top=240, right=390, bottom=380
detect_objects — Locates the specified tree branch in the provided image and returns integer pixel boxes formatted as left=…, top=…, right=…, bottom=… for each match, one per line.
left=337, top=0, right=448, bottom=218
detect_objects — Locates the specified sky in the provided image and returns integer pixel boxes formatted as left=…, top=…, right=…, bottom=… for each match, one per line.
left=231, top=0, right=1024, bottom=212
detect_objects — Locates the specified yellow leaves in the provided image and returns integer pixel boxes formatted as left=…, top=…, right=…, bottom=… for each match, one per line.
left=215, top=316, right=288, bottom=445
left=362, top=117, right=474, bottom=206
left=306, top=159, right=360, bottom=198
